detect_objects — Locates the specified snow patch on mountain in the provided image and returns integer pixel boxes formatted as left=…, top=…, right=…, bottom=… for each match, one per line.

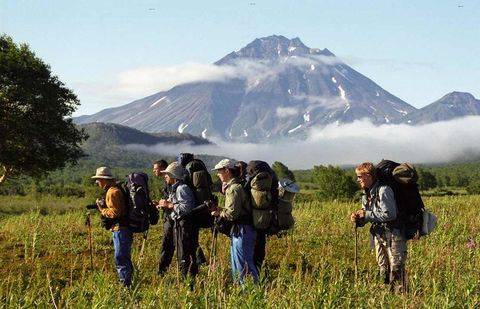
left=178, top=123, right=189, bottom=133
left=303, top=112, right=311, bottom=122
left=121, top=116, right=136, bottom=124
left=338, top=85, right=351, bottom=113
left=202, top=128, right=207, bottom=139
left=393, top=107, right=408, bottom=115
left=338, top=85, right=347, bottom=101
left=288, top=124, right=302, bottom=134
left=150, top=96, right=167, bottom=108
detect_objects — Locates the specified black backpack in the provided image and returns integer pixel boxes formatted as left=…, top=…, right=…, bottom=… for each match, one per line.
left=117, top=172, right=159, bottom=233
left=184, top=159, right=215, bottom=228
left=375, top=160, right=424, bottom=239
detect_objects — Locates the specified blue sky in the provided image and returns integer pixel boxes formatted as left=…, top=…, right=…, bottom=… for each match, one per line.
left=1, top=0, right=479, bottom=116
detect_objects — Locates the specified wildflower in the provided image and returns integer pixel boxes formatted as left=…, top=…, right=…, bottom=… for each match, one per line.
left=466, top=238, right=476, bottom=250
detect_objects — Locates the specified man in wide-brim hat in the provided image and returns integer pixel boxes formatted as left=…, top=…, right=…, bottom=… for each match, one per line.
left=92, top=166, right=133, bottom=287
left=157, top=162, right=198, bottom=281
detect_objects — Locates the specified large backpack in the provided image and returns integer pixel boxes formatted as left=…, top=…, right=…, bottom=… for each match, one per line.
left=184, top=159, right=215, bottom=228
left=277, top=178, right=299, bottom=231
left=375, top=160, right=425, bottom=239
left=246, top=161, right=281, bottom=234
left=117, top=172, right=159, bottom=233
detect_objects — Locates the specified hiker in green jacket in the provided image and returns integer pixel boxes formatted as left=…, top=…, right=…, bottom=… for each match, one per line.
left=211, top=159, right=259, bottom=284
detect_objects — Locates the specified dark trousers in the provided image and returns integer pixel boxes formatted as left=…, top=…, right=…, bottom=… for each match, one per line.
left=254, top=231, right=266, bottom=271
left=158, top=216, right=175, bottom=274
left=175, top=219, right=199, bottom=278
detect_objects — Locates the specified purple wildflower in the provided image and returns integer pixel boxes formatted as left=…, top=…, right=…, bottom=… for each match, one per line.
left=466, top=238, right=476, bottom=250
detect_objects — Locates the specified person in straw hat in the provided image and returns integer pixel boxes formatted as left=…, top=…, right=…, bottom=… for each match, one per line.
left=91, top=166, right=132, bottom=287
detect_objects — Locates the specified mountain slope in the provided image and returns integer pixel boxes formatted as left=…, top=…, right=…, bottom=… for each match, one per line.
left=401, top=92, right=480, bottom=124
left=75, top=35, right=416, bottom=141
left=78, top=123, right=214, bottom=168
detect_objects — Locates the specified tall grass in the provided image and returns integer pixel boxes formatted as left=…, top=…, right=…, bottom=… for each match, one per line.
left=0, top=195, right=478, bottom=307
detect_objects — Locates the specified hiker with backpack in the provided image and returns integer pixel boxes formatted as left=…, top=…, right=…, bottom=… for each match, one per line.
left=245, top=161, right=279, bottom=272
left=158, top=162, right=199, bottom=280
left=177, top=153, right=215, bottom=266
left=152, top=159, right=176, bottom=275
left=350, top=162, right=407, bottom=293
left=211, top=159, right=259, bottom=284
left=91, top=166, right=133, bottom=287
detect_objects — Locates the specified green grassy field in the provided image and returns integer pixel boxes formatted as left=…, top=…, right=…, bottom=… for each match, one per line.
left=0, top=195, right=478, bottom=308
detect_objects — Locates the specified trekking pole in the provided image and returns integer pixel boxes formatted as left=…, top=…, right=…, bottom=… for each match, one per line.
left=137, top=231, right=148, bottom=268
left=85, top=211, right=94, bottom=271
left=208, top=223, right=218, bottom=277
left=353, top=223, right=358, bottom=284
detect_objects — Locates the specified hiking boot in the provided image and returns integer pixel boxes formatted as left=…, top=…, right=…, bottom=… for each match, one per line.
left=390, top=270, right=406, bottom=294
left=379, top=267, right=390, bottom=285
left=196, top=247, right=207, bottom=265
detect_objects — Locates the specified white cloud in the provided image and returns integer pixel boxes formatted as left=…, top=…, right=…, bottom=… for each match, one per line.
left=74, top=54, right=346, bottom=116
left=276, top=107, right=299, bottom=118
left=114, top=55, right=344, bottom=98
left=124, top=116, right=480, bottom=170
left=116, top=63, right=238, bottom=97
left=292, top=94, right=345, bottom=110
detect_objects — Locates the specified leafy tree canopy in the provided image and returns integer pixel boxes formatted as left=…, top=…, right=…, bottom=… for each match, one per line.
left=417, top=168, right=438, bottom=191
left=312, top=165, right=358, bottom=201
left=0, top=34, right=88, bottom=184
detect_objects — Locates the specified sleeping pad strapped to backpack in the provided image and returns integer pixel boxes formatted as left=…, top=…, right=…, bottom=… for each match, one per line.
left=375, top=160, right=425, bottom=239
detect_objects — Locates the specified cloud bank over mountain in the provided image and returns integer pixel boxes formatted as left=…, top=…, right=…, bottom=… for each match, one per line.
left=115, top=54, right=344, bottom=99
left=125, top=116, right=480, bottom=169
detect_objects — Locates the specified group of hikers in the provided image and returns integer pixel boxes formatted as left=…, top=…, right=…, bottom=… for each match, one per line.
left=90, top=154, right=435, bottom=294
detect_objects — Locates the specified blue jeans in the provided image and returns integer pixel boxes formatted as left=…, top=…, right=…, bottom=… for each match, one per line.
left=230, top=224, right=258, bottom=284
left=113, top=228, right=133, bottom=287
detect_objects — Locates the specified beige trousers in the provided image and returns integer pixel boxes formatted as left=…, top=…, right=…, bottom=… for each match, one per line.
left=373, top=229, right=407, bottom=274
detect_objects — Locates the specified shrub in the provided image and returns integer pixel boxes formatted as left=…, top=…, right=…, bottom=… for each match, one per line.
left=417, top=168, right=438, bottom=190
left=312, top=165, right=358, bottom=201
left=467, top=178, right=480, bottom=195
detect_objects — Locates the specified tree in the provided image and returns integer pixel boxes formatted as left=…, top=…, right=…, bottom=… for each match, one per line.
left=312, top=165, right=358, bottom=201
left=0, top=34, right=88, bottom=184
left=271, top=161, right=296, bottom=181
left=466, top=176, right=480, bottom=195
left=417, top=168, right=438, bottom=191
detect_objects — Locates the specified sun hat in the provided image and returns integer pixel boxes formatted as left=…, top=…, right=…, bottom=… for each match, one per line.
left=161, top=162, right=185, bottom=180
left=212, top=159, right=236, bottom=171
left=91, top=166, right=115, bottom=180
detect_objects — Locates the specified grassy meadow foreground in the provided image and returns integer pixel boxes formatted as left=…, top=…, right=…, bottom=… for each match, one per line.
left=0, top=195, right=478, bottom=308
